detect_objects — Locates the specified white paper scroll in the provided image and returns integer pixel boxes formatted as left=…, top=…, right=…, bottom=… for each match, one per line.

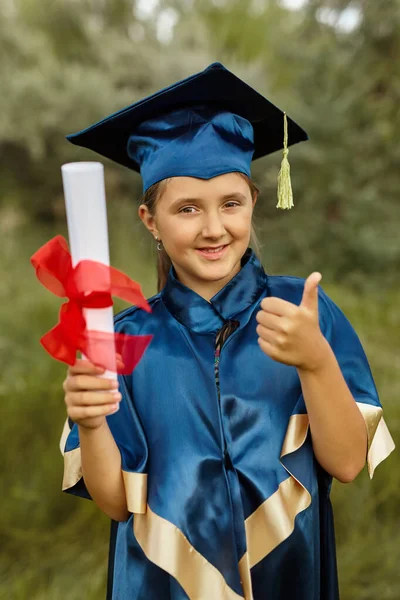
left=61, top=162, right=117, bottom=382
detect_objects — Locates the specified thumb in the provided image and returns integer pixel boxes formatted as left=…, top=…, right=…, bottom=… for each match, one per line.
left=301, top=272, right=322, bottom=312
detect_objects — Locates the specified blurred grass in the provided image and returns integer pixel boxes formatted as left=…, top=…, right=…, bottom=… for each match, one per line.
left=325, top=284, right=400, bottom=599
left=0, top=204, right=398, bottom=599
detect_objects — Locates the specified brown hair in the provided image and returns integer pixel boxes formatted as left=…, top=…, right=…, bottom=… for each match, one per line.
left=139, top=174, right=262, bottom=292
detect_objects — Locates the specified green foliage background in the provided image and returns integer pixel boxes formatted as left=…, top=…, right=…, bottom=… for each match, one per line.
left=0, top=1, right=398, bottom=598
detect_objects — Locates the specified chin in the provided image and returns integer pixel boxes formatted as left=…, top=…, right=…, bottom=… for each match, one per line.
left=198, top=269, right=231, bottom=282
left=195, top=258, right=241, bottom=281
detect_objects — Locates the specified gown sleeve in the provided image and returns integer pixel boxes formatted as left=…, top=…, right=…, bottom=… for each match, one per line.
left=59, top=372, right=148, bottom=514
left=316, top=286, right=395, bottom=478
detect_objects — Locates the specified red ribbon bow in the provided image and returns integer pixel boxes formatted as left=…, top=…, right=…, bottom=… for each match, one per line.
left=31, top=235, right=153, bottom=375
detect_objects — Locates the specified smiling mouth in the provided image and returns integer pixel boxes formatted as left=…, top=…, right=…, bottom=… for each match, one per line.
left=198, top=245, right=227, bottom=253
left=195, top=244, right=229, bottom=258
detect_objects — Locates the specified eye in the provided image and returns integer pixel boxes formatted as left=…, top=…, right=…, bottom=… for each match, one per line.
left=178, top=206, right=198, bottom=214
left=224, top=201, right=241, bottom=208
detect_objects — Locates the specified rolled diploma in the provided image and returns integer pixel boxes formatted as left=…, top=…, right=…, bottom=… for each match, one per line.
left=61, top=162, right=117, bottom=384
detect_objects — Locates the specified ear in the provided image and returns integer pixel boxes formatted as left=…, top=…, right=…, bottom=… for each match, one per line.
left=138, top=204, right=159, bottom=238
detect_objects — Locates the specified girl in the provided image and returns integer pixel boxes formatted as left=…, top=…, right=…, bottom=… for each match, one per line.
left=60, top=63, right=394, bottom=599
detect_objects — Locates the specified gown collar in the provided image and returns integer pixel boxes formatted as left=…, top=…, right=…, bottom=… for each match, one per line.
left=161, top=248, right=267, bottom=334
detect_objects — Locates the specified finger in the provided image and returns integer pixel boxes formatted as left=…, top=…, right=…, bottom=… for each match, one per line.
left=68, top=403, right=119, bottom=421
left=257, top=337, right=278, bottom=360
left=260, top=297, right=297, bottom=317
left=116, top=358, right=125, bottom=371
left=256, top=324, right=278, bottom=345
left=66, top=374, right=119, bottom=393
left=256, top=310, right=284, bottom=331
left=301, top=272, right=321, bottom=311
left=66, top=390, right=122, bottom=407
left=115, top=353, right=125, bottom=369
left=69, top=359, right=105, bottom=376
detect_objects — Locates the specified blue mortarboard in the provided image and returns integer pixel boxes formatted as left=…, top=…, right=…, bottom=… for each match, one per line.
left=66, top=62, right=308, bottom=208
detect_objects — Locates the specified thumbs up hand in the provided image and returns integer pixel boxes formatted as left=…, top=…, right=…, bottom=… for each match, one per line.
left=256, top=272, right=329, bottom=371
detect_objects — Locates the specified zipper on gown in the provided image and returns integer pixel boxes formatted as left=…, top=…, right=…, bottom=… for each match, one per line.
left=214, top=319, right=240, bottom=468
left=214, top=319, right=254, bottom=598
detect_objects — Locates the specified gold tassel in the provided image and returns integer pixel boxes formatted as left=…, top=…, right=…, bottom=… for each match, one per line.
left=277, top=112, right=294, bottom=209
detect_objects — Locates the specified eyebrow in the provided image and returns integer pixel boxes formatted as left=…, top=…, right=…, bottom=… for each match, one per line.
left=169, top=192, right=248, bottom=210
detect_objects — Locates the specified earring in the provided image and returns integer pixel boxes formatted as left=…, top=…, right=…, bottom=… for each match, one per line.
left=155, top=236, right=163, bottom=251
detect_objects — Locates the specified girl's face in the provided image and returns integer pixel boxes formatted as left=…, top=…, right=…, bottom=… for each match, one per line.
left=139, top=172, right=256, bottom=300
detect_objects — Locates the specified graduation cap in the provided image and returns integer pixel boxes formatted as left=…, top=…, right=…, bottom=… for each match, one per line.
left=66, top=62, right=308, bottom=209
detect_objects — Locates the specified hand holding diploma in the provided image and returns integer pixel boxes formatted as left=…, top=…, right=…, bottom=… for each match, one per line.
left=62, top=358, right=122, bottom=429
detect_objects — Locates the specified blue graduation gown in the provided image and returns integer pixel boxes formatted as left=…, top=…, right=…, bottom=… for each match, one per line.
left=60, top=248, right=394, bottom=600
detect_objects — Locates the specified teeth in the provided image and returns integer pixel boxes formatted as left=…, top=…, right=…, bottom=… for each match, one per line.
left=202, top=246, right=224, bottom=253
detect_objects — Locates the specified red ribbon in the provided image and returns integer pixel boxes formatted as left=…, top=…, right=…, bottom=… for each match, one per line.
left=31, top=235, right=153, bottom=375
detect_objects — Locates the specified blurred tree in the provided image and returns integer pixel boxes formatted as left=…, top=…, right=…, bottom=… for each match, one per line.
left=0, top=0, right=212, bottom=221
left=179, top=0, right=400, bottom=289
left=1, top=0, right=398, bottom=287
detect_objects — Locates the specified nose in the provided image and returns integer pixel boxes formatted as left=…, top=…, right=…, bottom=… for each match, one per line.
left=202, top=210, right=226, bottom=239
